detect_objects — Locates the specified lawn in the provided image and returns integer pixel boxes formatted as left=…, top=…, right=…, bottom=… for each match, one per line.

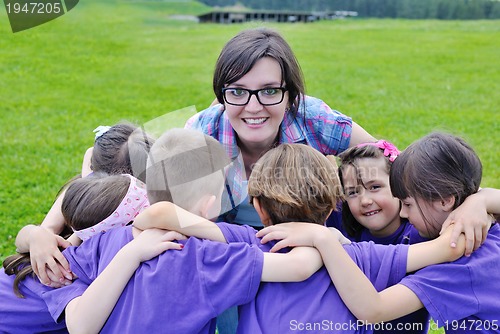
left=0, top=1, right=499, bottom=332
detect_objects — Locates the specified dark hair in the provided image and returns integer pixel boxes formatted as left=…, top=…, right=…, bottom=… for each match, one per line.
left=92, top=122, right=154, bottom=182
left=213, top=27, right=305, bottom=117
left=61, top=173, right=130, bottom=231
left=390, top=132, right=482, bottom=232
left=338, top=143, right=396, bottom=238
left=3, top=173, right=130, bottom=297
left=146, top=129, right=230, bottom=211
left=248, top=144, right=343, bottom=225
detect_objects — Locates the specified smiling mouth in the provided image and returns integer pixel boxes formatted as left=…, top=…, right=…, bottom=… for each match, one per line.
left=363, top=210, right=381, bottom=216
left=243, top=118, right=268, bottom=125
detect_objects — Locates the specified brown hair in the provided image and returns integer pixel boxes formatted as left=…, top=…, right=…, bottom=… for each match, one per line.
left=390, top=132, right=482, bottom=236
left=146, top=129, right=230, bottom=212
left=61, top=173, right=130, bottom=231
left=213, top=27, right=305, bottom=117
left=338, top=143, right=397, bottom=238
left=248, top=143, right=343, bottom=225
left=3, top=173, right=130, bottom=297
left=92, top=122, right=154, bottom=182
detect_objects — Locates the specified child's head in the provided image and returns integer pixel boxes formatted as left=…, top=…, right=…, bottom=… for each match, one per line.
left=3, top=172, right=149, bottom=297
left=146, top=128, right=230, bottom=219
left=62, top=173, right=149, bottom=240
left=338, top=140, right=402, bottom=238
left=213, top=27, right=305, bottom=117
left=390, top=132, right=482, bottom=238
left=248, top=143, right=343, bottom=226
left=92, top=122, right=154, bottom=182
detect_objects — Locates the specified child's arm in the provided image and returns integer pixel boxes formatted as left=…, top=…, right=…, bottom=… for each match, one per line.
left=133, top=202, right=328, bottom=282
left=257, top=223, right=465, bottom=322
left=133, top=201, right=227, bottom=243
left=442, top=187, right=500, bottom=255
left=65, top=229, right=185, bottom=334
left=261, top=247, right=322, bottom=282
left=15, top=191, right=72, bottom=286
left=81, top=147, right=93, bottom=177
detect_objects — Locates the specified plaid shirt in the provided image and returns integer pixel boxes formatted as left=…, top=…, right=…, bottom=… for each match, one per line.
left=185, top=95, right=352, bottom=222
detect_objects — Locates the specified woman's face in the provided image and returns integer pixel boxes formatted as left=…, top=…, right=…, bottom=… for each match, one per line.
left=223, top=57, right=288, bottom=150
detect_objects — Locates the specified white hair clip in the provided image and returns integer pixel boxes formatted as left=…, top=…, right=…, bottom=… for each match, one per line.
left=93, top=125, right=112, bottom=140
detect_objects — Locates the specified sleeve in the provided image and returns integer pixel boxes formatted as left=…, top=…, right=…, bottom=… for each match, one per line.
left=345, top=242, right=409, bottom=291
left=217, top=222, right=261, bottom=245
left=184, top=105, right=223, bottom=134
left=303, top=96, right=353, bottom=155
left=399, top=263, right=478, bottom=323
left=41, top=279, right=89, bottom=323
left=200, top=240, right=264, bottom=314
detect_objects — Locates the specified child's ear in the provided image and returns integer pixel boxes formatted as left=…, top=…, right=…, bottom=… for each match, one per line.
left=252, top=197, right=272, bottom=227
left=200, top=195, right=217, bottom=219
left=440, top=195, right=456, bottom=212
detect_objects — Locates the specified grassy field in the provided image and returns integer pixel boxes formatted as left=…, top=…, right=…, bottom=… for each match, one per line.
left=0, top=2, right=499, bottom=331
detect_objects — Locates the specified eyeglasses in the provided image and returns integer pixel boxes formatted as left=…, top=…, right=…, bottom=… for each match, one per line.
left=222, top=87, right=287, bottom=106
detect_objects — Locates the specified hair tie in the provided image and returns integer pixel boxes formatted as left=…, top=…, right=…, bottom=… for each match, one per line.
left=356, top=140, right=400, bottom=162
left=73, top=174, right=150, bottom=241
left=93, top=126, right=112, bottom=140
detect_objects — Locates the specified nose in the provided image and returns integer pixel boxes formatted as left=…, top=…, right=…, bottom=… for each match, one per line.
left=245, top=94, right=263, bottom=113
left=359, top=191, right=372, bottom=206
left=399, top=205, right=408, bottom=219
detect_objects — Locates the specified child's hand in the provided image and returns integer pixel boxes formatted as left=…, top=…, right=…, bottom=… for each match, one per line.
left=128, top=229, right=187, bottom=263
left=440, top=191, right=492, bottom=256
left=28, top=226, right=73, bottom=286
left=438, top=224, right=466, bottom=262
left=328, top=227, right=352, bottom=245
left=256, top=223, right=328, bottom=253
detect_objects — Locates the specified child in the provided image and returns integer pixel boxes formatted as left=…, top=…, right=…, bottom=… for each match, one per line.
left=1, top=173, right=180, bottom=333
left=257, top=133, right=500, bottom=333
left=134, top=142, right=465, bottom=333
left=334, top=140, right=427, bottom=245
left=42, top=129, right=328, bottom=333
left=13, top=122, right=153, bottom=287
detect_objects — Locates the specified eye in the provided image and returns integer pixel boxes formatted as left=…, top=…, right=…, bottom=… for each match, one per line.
left=345, top=189, right=357, bottom=198
left=369, top=184, right=381, bottom=191
left=260, top=88, right=280, bottom=96
left=227, top=89, right=247, bottom=97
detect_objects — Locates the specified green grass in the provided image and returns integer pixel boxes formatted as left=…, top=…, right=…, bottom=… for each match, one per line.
left=0, top=4, right=498, bottom=332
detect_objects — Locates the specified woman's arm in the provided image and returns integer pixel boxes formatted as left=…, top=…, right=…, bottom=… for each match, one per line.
left=348, top=121, right=376, bottom=147
left=65, top=229, right=185, bottom=334
left=133, top=201, right=227, bottom=243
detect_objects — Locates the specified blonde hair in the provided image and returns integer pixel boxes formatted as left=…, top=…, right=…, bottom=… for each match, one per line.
left=146, top=128, right=230, bottom=212
left=248, top=144, right=343, bottom=225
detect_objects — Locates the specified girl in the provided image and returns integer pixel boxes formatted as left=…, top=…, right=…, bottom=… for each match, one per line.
left=258, top=133, right=500, bottom=332
left=330, top=140, right=430, bottom=333
left=1, top=173, right=181, bottom=333
left=14, top=122, right=154, bottom=287
left=333, top=140, right=427, bottom=245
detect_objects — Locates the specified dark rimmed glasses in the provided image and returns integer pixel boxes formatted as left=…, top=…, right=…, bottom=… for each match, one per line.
left=222, top=87, right=287, bottom=106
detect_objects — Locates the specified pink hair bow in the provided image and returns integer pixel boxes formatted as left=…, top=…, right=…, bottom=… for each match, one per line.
left=356, top=140, right=400, bottom=162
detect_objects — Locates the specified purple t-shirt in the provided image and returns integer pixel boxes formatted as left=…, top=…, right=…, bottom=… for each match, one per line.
left=217, top=223, right=410, bottom=334
left=42, top=225, right=263, bottom=334
left=0, top=270, right=68, bottom=333
left=400, top=223, right=500, bottom=334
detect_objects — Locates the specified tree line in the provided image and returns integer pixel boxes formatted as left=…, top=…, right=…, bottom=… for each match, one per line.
left=199, top=0, right=500, bottom=19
